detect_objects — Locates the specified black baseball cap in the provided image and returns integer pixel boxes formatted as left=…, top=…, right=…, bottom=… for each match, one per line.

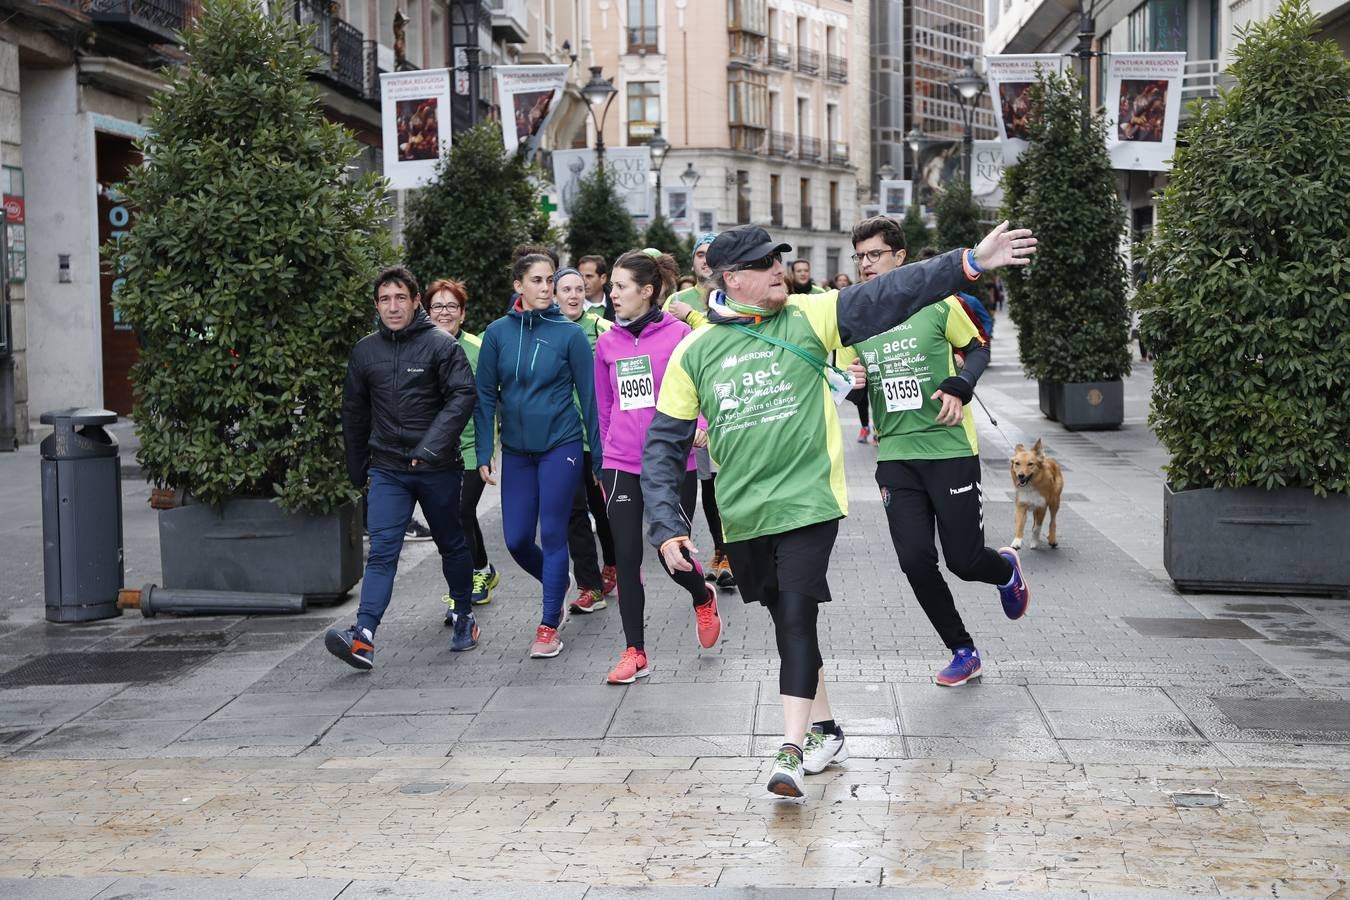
left=705, top=225, right=793, bottom=270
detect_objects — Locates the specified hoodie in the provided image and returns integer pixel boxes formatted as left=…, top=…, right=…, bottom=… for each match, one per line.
left=475, top=300, right=603, bottom=477
left=594, top=311, right=699, bottom=475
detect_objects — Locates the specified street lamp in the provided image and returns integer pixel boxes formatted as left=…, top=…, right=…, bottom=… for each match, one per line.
left=877, top=161, right=895, bottom=197
left=679, top=162, right=701, bottom=191
left=581, top=65, right=618, bottom=169
left=648, top=129, right=670, bottom=218
left=947, top=57, right=987, bottom=185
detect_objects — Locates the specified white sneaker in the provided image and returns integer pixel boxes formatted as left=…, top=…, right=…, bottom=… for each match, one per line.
left=802, top=727, right=849, bottom=775
left=766, top=748, right=806, bottom=798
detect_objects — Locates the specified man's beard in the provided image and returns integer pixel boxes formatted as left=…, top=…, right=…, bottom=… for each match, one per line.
left=757, top=293, right=788, bottom=315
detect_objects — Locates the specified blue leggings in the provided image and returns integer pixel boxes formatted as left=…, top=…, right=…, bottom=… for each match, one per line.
left=500, top=441, right=584, bottom=628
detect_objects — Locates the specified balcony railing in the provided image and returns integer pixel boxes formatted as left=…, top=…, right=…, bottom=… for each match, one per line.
left=728, top=125, right=765, bottom=154
left=87, top=0, right=188, bottom=42
left=827, top=141, right=849, bottom=166
left=328, top=19, right=366, bottom=95
left=768, top=130, right=794, bottom=158
left=1180, top=58, right=1234, bottom=107
left=796, top=46, right=820, bottom=76
left=798, top=135, right=822, bottom=161
left=830, top=208, right=841, bottom=231
left=800, top=205, right=813, bottom=230
left=771, top=202, right=784, bottom=228
left=768, top=40, right=792, bottom=69
left=826, top=53, right=847, bottom=83
left=364, top=39, right=382, bottom=105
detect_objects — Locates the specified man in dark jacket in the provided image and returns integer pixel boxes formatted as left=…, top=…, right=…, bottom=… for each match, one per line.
left=325, top=266, right=479, bottom=670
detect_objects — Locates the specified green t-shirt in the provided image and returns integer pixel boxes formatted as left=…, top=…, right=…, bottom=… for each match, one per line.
left=658, top=293, right=848, bottom=542
left=838, top=296, right=981, bottom=461
left=458, top=331, right=483, bottom=469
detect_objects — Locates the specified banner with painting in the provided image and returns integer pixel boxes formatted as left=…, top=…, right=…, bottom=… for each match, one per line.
left=380, top=69, right=453, bottom=190
left=496, top=65, right=569, bottom=162
left=985, top=54, right=1065, bottom=164
left=1103, top=52, right=1186, bottom=171
left=551, top=148, right=653, bottom=219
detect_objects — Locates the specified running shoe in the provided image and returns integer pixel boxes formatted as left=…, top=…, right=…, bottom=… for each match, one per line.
left=694, top=586, right=722, bottom=648
left=601, top=564, right=618, bottom=597
left=766, top=747, right=805, bottom=798
left=935, top=647, right=982, bottom=687
left=802, top=727, right=849, bottom=774
left=405, top=519, right=433, bottom=541
left=857, top=426, right=870, bottom=444
left=715, top=554, right=737, bottom=589
left=706, top=550, right=724, bottom=583
left=449, top=611, right=480, bottom=652
left=324, top=624, right=374, bottom=671
left=569, top=588, right=607, bottom=614
left=529, top=624, right=563, bottom=658
left=471, top=564, right=499, bottom=605
left=996, top=547, right=1031, bottom=620
left=606, top=647, right=651, bottom=685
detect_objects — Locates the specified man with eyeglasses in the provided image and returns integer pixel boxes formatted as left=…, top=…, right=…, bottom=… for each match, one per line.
left=327, top=266, right=478, bottom=670
left=641, top=221, right=1037, bottom=798
left=839, top=215, right=1030, bottom=694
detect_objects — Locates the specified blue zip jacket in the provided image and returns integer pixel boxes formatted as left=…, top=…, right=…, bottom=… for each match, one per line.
left=475, top=299, right=603, bottom=477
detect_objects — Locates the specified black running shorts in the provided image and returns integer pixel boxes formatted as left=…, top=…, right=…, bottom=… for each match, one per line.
left=722, top=518, right=840, bottom=606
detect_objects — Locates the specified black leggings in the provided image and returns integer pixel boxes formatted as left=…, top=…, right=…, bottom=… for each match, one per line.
left=602, top=468, right=707, bottom=651
left=701, top=473, right=725, bottom=554
left=767, top=592, right=823, bottom=699
left=847, top=386, right=870, bottom=429
left=460, top=467, right=489, bottom=570
left=568, top=450, right=617, bottom=590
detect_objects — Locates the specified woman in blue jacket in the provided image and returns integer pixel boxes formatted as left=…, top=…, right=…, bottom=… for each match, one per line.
left=475, top=253, right=603, bottom=659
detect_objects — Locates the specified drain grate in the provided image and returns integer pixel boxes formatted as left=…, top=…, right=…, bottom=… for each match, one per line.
left=1123, top=617, right=1264, bottom=640
left=0, top=651, right=214, bottom=687
left=135, top=632, right=231, bottom=649
left=1171, top=791, right=1224, bottom=809
left=1214, top=698, right=1350, bottom=732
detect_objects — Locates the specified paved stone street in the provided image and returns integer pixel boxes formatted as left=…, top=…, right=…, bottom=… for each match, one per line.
left=1, top=325, right=1347, bottom=898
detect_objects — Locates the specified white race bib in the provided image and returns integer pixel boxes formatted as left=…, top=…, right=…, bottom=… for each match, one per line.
left=882, top=374, right=923, bottom=412
left=616, top=355, right=655, bottom=411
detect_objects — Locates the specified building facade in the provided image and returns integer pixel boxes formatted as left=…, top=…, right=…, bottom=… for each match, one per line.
left=585, top=0, right=869, bottom=285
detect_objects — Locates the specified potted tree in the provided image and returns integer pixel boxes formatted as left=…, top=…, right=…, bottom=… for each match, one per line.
left=1137, top=0, right=1350, bottom=595
left=1002, top=71, right=1131, bottom=429
left=112, top=0, right=395, bottom=599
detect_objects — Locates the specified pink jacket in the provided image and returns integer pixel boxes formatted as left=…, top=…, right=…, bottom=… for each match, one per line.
left=595, top=312, right=699, bottom=474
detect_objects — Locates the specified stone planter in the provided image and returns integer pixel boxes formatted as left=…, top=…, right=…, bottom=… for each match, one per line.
left=1056, top=379, right=1123, bottom=431
left=160, top=497, right=361, bottom=601
left=1038, top=380, right=1059, bottom=421
left=1163, top=484, right=1350, bottom=596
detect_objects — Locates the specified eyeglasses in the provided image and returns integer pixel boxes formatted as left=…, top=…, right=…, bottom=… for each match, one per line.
left=850, top=248, right=900, bottom=264
left=429, top=302, right=461, bottom=313
left=734, top=252, right=782, bottom=272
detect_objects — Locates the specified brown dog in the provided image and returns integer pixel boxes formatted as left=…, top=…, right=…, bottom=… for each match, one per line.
left=1009, top=439, right=1063, bottom=550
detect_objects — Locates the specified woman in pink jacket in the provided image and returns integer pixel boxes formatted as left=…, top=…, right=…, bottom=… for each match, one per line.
left=595, top=249, right=723, bottom=684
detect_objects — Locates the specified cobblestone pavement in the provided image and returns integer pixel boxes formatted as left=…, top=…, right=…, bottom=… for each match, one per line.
left=1, top=322, right=1347, bottom=897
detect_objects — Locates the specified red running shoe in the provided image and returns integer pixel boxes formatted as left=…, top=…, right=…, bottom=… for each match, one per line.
left=694, top=586, right=722, bottom=649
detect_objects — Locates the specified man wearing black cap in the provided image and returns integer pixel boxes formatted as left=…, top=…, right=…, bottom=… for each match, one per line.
left=641, top=220, right=1036, bottom=798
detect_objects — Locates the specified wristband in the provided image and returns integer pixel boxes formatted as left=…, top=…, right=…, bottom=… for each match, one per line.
left=963, top=249, right=985, bottom=279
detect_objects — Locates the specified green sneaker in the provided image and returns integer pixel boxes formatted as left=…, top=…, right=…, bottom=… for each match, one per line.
left=767, top=747, right=805, bottom=797
left=471, top=564, right=499, bottom=606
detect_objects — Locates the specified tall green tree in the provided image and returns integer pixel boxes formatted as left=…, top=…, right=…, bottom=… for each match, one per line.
left=1137, top=0, right=1350, bottom=495
left=933, top=179, right=982, bottom=253
left=111, top=0, right=394, bottom=514
left=1001, top=70, right=1130, bottom=384
left=404, top=122, right=554, bottom=334
left=566, top=167, right=639, bottom=269
left=901, top=203, right=930, bottom=255
left=642, top=216, right=692, bottom=273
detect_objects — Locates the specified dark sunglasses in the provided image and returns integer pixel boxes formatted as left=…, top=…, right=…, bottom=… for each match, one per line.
left=734, top=251, right=782, bottom=271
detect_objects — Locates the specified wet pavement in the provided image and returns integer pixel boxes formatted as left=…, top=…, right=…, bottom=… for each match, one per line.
left=0, top=321, right=1347, bottom=897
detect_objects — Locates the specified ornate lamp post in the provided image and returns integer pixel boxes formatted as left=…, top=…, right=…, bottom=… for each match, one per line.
left=580, top=65, right=618, bottom=170
left=947, top=58, right=987, bottom=185
left=648, top=129, right=670, bottom=217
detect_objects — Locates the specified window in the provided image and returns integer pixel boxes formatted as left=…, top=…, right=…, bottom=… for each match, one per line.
left=3, top=166, right=24, bottom=284
left=343, top=0, right=367, bottom=38
left=826, top=248, right=840, bottom=281
left=736, top=170, right=751, bottom=224
left=627, top=0, right=658, bottom=53
left=826, top=102, right=838, bottom=144
left=1128, top=0, right=1186, bottom=52
left=728, top=0, right=767, bottom=35
left=796, top=97, right=810, bottom=138
left=796, top=16, right=809, bottom=50
left=770, top=174, right=783, bottom=225
left=728, top=69, right=768, bottom=127
left=379, top=0, right=396, bottom=48
left=627, top=81, right=661, bottom=143
left=430, top=2, right=445, bottom=67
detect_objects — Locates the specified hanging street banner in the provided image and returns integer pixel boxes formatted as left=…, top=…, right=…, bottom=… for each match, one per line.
left=879, top=179, right=912, bottom=217
left=1103, top=52, right=1186, bottom=171
left=970, top=140, right=1005, bottom=209
left=551, top=147, right=652, bottom=219
left=986, top=54, right=1065, bottom=165
left=380, top=69, right=452, bottom=190
left=496, top=64, right=569, bottom=162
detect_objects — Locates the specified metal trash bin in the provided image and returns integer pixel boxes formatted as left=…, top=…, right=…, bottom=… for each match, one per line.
left=40, top=407, right=124, bottom=622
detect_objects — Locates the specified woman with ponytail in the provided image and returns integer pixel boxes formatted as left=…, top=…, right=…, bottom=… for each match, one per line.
left=594, top=249, right=723, bottom=684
